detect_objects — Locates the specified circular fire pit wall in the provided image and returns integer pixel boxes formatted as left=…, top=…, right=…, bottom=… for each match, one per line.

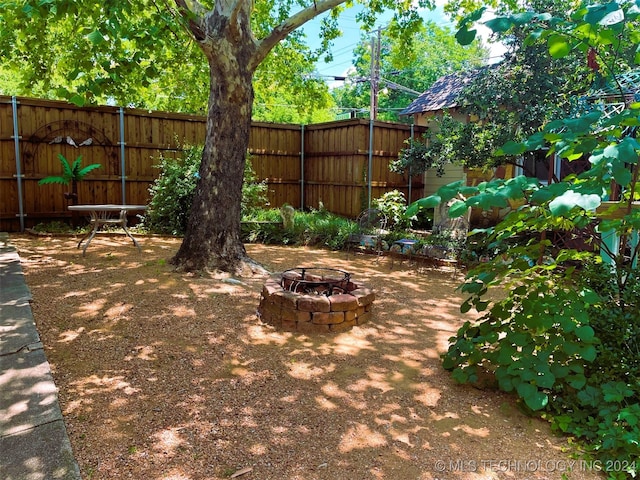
left=258, top=268, right=375, bottom=333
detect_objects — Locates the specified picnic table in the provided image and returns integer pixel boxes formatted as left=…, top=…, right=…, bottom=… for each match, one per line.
left=68, top=204, right=147, bottom=256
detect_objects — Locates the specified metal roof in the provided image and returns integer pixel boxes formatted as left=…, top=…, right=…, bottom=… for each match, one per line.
left=399, top=69, right=483, bottom=116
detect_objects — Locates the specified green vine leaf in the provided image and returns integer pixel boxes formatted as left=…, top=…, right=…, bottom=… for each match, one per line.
left=517, top=383, right=549, bottom=411
left=548, top=33, right=572, bottom=58
left=548, top=190, right=602, bottom=216
left=575, top=325, right=596, bottom=342
left=584, top=2, right=624, bottom=25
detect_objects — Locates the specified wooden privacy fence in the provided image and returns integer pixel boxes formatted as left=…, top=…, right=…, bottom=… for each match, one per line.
left=0, top=95, right=426, bottom=232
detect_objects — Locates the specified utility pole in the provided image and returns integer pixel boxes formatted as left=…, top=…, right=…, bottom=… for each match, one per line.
left=369, top=27, right=382, bottom=120
left=367, top=27, right=382, bottom=209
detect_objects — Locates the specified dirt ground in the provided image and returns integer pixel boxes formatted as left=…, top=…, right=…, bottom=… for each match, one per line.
left=11, top=233, right=605, bottom=480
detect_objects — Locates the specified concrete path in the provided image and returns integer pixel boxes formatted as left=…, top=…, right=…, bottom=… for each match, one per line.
left=0, top=237, right=81, bottom=480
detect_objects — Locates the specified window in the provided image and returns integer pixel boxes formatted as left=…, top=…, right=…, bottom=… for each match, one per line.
left=518, top=150, right=560, bottom=185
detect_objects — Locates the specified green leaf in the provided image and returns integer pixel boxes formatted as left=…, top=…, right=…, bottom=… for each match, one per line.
left=460, top=298, right=473, bottom=314
left=548, top=190, right=602, bottom=216
left=517, top=383, right=549, bottom=411
left=462, top=280, right=484, bottom=294
left=575, top=325, right=595, bottom=342
left=523, top=132, right=547, bottom=151
left=455, top=26, right=477, bottom=46
left=495, top=368, right=515, bottom=391
left=579, top=288, right=601, bottom=306
left=604, top=137, right=640, bottom=163
left=68, top=95, right=86, bottom=107
left=581, top=344, right=597, bottom=362
left=484, top=16, right=513, bottom=33
left=475, top=300, right=489, bottom=312
left=448, top=200, right=469, bottom=218
left=498, top=140, right=526, bottom=156
left=618, top=406, right=640, bottom=426
left=511, top=12, right=538, bottom=25
left=87, top=30, right=105, bottom=45
left=497, top=345, right=517, bottom=364
left=71, top=156, right=82, bottom=175
left=437, top=181, right=465, bottom=202
left=577, top=385, right=602, bottom=406
left=452, top=367, right=473, bottom=383
left=536, top=370, right=556, bottom=389
left=78, top=164, right=102, bottom=176
left=548, top=34, right=572, bottom=58
left=602, top=382, right=634, bottom=402
left=37, top=176, right=69, bottom=185
left=612, top=160, right=633, bottom=185
left=405, top=195, right=441, bottom=218
left=58, top=154, right=73, bottom=178
left=584, top=2, right=624, bottom=25
left=507, top=331, right=530, bottom=347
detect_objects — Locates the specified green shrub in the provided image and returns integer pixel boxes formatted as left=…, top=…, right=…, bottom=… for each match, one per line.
left=241, top=208, right=354, bottom=250
left=241, top=156, right=269, bottom=215
left=145, top=145, right=200, bottom=235
left=373, top=190, right=410, bottom=230
left=241, top=209, right=286, bottom=244
left=144, top=145, right=267, bottom=235
left=551, top=264, right=640, bottom=477
left=440, top=222, right=640, bottom=477
left=31, top=221, right=89, bottom=234
left=293, top=209, right=355, bottom=249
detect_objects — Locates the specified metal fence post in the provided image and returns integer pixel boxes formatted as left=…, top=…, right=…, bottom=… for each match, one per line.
left=119, top=107, right=126, bottom=204
left=368, top=119, right=374, bottom=210
left=12, top=96, right=25, bottom=231
left=300, top=124, right=305, bottom=210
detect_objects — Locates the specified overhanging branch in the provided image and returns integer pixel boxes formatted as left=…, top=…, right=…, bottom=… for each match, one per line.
left=174, top=0, right=208, bottom=41
left=251, top=0, right=346, bottom=69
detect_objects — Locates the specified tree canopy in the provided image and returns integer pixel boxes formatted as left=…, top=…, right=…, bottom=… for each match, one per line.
left=0, top=0, right=339, bottom=119
left=396, top=0, right=592, bottom=176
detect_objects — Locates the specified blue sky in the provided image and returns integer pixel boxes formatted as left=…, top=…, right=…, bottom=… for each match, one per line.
left=302, top=5, right=505, bottom=82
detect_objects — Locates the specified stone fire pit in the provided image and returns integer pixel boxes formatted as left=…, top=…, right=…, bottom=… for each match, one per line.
left=257, top=267, right=375, bottom=333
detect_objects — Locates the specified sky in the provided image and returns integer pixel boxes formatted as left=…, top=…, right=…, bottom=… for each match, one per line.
left=302, top=4, right=506, bottom=84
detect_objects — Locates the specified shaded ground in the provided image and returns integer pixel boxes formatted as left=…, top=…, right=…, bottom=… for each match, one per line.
left=11, top=233, right=604, bottom=480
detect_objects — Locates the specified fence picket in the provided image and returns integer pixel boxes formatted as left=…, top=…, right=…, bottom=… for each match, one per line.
left=0, top=95, right=426, bottom=232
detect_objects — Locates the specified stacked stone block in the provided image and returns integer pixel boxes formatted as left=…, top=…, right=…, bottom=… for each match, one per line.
left=257, top=274, right=375, bottom=333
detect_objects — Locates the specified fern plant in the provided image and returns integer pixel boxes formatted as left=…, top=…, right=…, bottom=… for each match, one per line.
left=38, top=154, right=101, bottom=204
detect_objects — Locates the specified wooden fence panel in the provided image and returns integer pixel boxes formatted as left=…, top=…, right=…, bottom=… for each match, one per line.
left=303, top=119, right=425, bottom=218
left=0, top=96, right=425, bottom=231
left=249, top=122, right=301, bottom=209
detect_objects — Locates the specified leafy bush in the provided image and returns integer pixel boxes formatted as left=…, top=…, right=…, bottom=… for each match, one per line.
left=372, top=190, right=410, bottom=230
left=30, top=221, right=89, bottom=234
left=241, top=209, right=286, bottom=244
left=241, top=207, right=354, bottom=250
left=145, top=145, right=201, bottom=235
left=442, top=238, right=640, bottom=477
left=425, top=5, right=640, bottom=476
left=144, top=145, right=267, bottom=235
left=293, top=209, right=355, bottom=249
left=554, top=264, right=640, bottom=477
left=241, top=155, right=269, bottom=215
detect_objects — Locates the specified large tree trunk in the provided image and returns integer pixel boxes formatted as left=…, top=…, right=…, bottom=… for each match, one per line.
left=170, top=0, right=344, bottom=275
left=171, top=8, right=264, bottom=276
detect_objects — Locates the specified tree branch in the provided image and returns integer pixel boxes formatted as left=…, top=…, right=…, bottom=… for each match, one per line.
left=174, top=0, right=208, bottom=41
left=250, top=0, right=346, bottom=69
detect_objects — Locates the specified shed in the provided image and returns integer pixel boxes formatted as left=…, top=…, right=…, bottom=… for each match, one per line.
left=399, top=69, right=497, bottom=199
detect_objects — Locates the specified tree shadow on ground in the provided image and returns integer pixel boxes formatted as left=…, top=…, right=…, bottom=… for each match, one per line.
left=11, top=234, right=604, bottom=480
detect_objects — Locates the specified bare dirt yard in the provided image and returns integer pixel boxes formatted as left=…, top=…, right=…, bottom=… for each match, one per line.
left=11, top=233, right=605, bottom=480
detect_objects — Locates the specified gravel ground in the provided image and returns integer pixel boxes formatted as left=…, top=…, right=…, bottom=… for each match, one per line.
left=11, top=233, right=604, bottom=480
